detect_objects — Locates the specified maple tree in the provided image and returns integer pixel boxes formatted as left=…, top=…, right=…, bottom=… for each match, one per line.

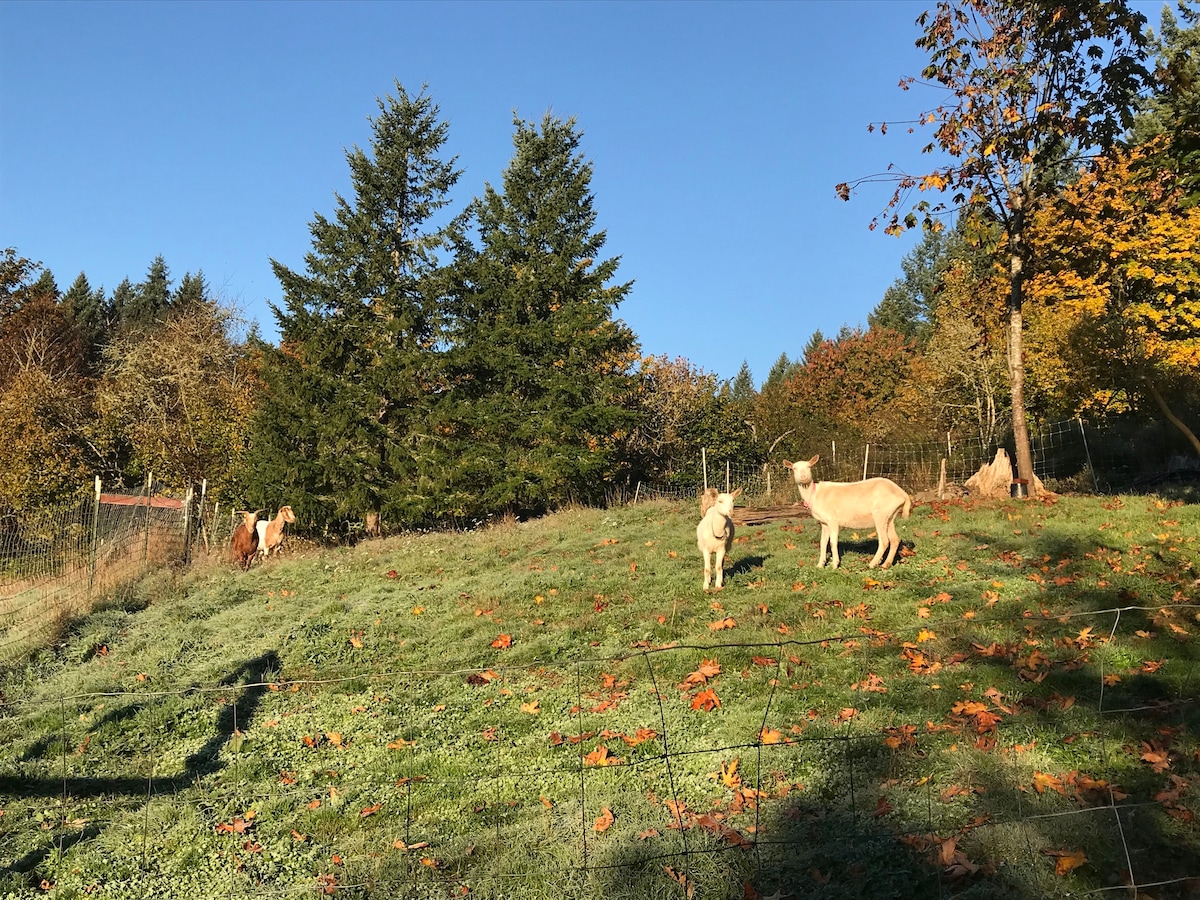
left=1026, top=141, right=1200, bottom=455
left=838, top=0, right=1150, bottom=491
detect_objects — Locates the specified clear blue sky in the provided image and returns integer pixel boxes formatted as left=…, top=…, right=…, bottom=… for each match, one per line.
left=0, top=0, right=1168, bottom=386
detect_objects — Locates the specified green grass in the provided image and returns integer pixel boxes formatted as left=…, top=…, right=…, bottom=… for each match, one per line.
left=1, top=494, right=1199, bottom=899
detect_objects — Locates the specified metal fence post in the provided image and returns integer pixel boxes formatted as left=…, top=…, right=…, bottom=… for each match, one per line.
left=702, top=448, right=708, bottom=491
left=862, top=444, right=870, bottom=481
left=1078, top=417, right=1100, bottom=493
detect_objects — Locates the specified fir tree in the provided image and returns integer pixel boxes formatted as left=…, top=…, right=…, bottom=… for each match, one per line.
left=174, top=271, right=209, bottom=310
left=123, top=256, right=172, bottom=331
left=63, top=273, right=109, bottom=370
left=763, top=352, right=797, bottom=389
left=246, top=83, right=462, bottom=530
left=730, top=361, right=756, bottom=402
left=442, top=112, right=639, bottom=517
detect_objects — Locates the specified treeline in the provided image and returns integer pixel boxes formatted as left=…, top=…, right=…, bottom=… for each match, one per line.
left=3, top=4, right=1198, bottom=534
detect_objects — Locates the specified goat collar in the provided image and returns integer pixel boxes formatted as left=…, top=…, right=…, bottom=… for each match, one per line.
left=801, top=481, right=817, bottom=510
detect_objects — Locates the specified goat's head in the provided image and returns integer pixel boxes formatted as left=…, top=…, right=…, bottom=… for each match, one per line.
left=279, top=505, right=297, bottom=524
left=239, top=510, right=263, bottom=532
left=782, top=456, right=820, bottom=487
left=710, top=487, right=742, bottom=518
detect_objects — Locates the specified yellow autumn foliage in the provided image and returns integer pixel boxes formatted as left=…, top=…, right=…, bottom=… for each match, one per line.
left=1027, top=141, right=1200, bottom=414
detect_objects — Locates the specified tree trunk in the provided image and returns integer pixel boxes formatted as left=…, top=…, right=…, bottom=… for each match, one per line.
left=1007, top=202, right=1036, bottom=492
left=1143, top=377, right=1200, bottom=458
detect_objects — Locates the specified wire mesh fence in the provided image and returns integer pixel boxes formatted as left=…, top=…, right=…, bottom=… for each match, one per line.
left=1, top=604, right=1197, bottom=898
left=0, top=478, right=210, bottom=665
left=635, top=417, right=1200, bottom=507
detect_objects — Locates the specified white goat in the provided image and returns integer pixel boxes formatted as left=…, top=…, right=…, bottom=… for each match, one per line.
left=783, top=456, right=911, bottom=569
left=256, top=505, right=296, bottom=558
left=696, top=487, right=741, bottom=590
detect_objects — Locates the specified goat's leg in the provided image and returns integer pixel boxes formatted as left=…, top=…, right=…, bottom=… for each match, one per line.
left=827, top=525, right=842, bottom=568
left=881, top=513, right=901, bottom=568
left=702, top=550, right=712, bottom=590
left=869, top=514, right=888, bottom=568
left=817, top=525, right=830, bottom=567
left=714, top=546, right=726, bottom=589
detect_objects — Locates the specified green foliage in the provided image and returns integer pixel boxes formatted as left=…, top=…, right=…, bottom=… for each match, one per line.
left=623, top=355, right=753, bottom=487
left=1132, top=1, right=1200, bottom=202
left=245, top=83, right=462, bottom=531
left=437, top=112, right=640, bottom=517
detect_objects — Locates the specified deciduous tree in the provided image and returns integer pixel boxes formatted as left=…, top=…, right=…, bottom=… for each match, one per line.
left=1027, top=141, right=1200, bottom=454
left=838, top=0, right=1150, bottom=492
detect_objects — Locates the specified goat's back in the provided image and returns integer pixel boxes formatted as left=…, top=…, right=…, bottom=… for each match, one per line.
left=813, top=478, right=909, bottom=528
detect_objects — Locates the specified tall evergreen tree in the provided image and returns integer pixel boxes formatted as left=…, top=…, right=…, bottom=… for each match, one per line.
left=763, top=352, right=798, bottom=389
left=124, top=255, right=174, bottom=328
left=246, top=83, right=462, bottom=530
left=441, top=112, right=639, bottom=517
left=730, top=361, right=756, bottom=402
left=174, top=271, right=209, bottom=310
left=801, top=330, right=825, bottom=364
left=109, top=278, right=136, bottom=332
left=63, top=273, right=110, bottom=371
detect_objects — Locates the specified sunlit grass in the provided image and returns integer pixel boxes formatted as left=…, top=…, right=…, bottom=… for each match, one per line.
left=0, top=494, right=1197, bottom=898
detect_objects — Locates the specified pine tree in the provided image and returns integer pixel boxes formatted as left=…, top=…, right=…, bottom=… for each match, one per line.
left=122, top=256, right=172, bottom=331
left=63, top=273, right=110, bottom=371
left=730, top=361, right=755, bottom=402
left=174, top=271, right=209, bottom=310
left=763, top=352, right=796, bottom=389
left=246, top=83, right=462, bottom=530
left=441, top=112, right=639, bottom=517
left=801, top=332, right=825, bottom=365
left=109, top=278, right=136, bottom=332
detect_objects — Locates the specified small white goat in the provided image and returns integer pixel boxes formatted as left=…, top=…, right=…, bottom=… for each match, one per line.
left=256, top=506, right=296, bottom=559
left=783, top=456, right=911, bottom=569
left=696, top=487, right=741, bottom=590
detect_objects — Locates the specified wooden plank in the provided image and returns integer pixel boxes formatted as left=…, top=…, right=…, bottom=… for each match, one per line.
left=99, top=494, right=184, bottom=510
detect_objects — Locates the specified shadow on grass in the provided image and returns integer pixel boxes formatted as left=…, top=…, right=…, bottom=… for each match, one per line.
left=0, top=650, right=280, bottom=887
left=581, top=725, right=1200, bottom=899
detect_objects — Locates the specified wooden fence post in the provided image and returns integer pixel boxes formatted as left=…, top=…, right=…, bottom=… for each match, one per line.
left=142, top=471, right=153, bottom=573
left=88, top=476, right=101, bottom=596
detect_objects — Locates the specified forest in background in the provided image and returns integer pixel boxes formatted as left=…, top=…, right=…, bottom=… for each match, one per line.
left=2, top=2, right=1198, bottom=535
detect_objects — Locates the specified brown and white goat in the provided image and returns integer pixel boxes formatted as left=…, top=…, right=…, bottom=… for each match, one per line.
left=255, top=505, right=296, bottom=559
left=696, top=487, right=741, bottom=590
left=783, top=456, right=911, bottom=569
left=230, top=510, right=262, bottom=570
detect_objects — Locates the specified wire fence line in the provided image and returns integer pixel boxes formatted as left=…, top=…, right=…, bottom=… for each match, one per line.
left=634, top=417, right=1200, bottom=506
left=1, top=604, right=1197, bottom=898
left=0, top=477, right=225, bottom=665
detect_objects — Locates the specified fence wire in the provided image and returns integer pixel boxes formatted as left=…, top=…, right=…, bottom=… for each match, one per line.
left=2, top=604, right=1197, bottom=899
left=637, top=417, right=1200, bottom=506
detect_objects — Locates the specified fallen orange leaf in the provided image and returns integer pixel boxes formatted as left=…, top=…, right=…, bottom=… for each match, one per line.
left=594, top=807, right=615, bottom=832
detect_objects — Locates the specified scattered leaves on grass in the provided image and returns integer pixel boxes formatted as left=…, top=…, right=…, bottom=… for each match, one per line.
left=490, top=634, right=513, bottom=649
left=690, top=688, right=721, bottom=712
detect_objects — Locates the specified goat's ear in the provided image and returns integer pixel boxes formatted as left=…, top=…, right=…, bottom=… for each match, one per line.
left=808, top=455, right=820, bottom=466
left=782, top=460, right=793, bottom=469
left=731, top=487, right=742, bottom=499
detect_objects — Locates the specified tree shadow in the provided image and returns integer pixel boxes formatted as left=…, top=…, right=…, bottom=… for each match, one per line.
left=0, top=650, right=280, bottom=886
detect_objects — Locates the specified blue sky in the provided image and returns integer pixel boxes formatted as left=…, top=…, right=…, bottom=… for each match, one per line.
left=0, top=0, right=1168, bottom=386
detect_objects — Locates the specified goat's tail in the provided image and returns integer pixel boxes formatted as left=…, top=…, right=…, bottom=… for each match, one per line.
left=902, top=494, right=912, bottom=519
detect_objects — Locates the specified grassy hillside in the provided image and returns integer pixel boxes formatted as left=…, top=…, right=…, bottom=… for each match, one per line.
left=1, top=493, right=1198, bottom=899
